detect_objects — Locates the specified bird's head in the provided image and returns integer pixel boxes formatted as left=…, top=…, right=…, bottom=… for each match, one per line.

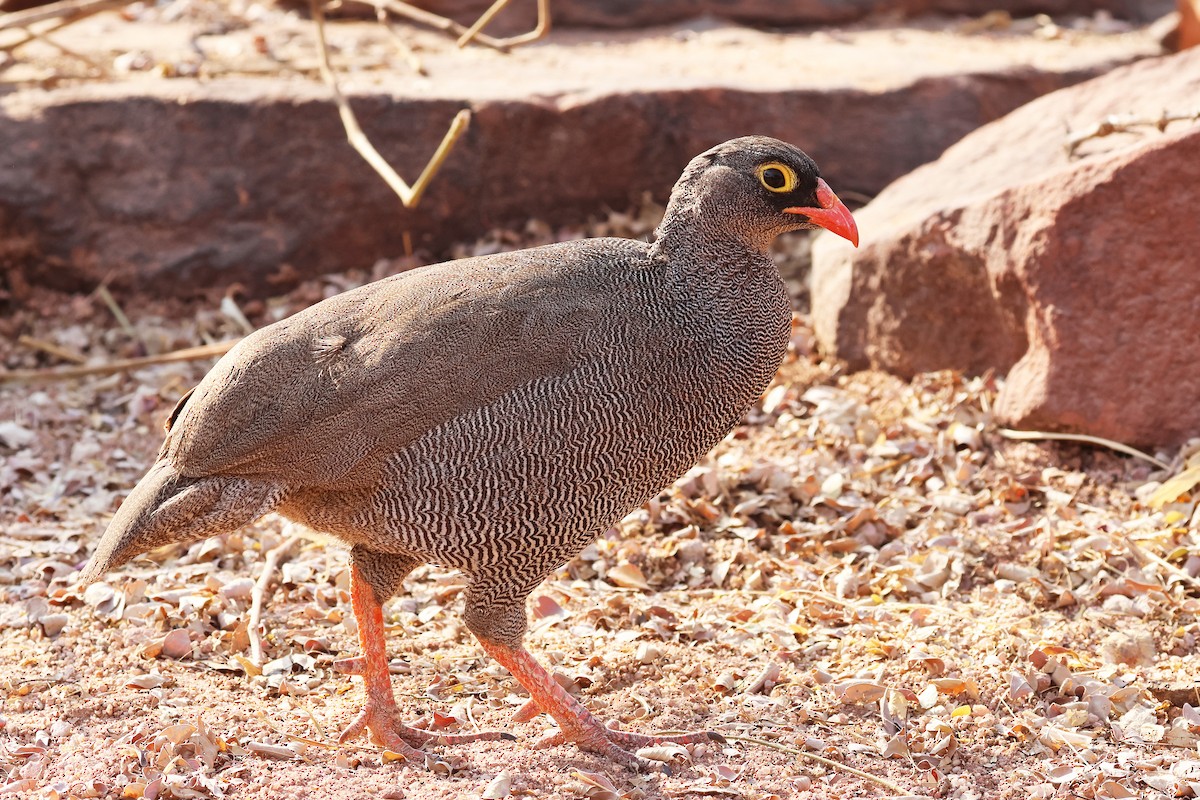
left=657, top=136, right=859, bottom=253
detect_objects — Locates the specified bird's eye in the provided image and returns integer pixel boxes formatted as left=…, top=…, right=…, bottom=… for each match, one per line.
left=756, top=162, right=797, bottom=193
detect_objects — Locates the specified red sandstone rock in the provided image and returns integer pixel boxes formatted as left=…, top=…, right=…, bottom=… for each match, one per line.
left=0, top=17, right=1160, bottom=298
left=811, top=48, right=1200, bottom=449
left=1178, top=0, right=1200, bottom=48
left=408, top=0, right=1172, bottom=32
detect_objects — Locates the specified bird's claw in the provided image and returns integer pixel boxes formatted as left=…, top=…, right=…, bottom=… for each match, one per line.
left=339, top=699, right=516, bottom=770
left=338, top=704, right=428, bottom=750
left=529, top=719, right=722, bottom=774
left=511, top=698, right=542, bottom=723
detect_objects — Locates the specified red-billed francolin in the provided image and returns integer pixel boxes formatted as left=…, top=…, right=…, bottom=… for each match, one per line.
left=81, top=136, right=859, bottom=772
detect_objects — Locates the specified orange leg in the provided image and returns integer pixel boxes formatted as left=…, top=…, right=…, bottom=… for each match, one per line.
left=478, top=638, right=724, bottom=773
left=337, top=565, right=514, bottom=765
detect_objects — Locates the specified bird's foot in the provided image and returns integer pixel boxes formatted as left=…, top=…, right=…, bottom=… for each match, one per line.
left=482, top=638, right=722, bottom=774
left=532, top=715, right=725, bottom=775
left=339, top=705, right=432, bottom=766
left=339, top=698, right=515, bottom=770
left=338, top=565, right=515, bottom=771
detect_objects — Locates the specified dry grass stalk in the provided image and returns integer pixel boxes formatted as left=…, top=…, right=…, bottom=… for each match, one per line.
left=0, top=0, right=136, bottom=78
left=310, top=0, right=471, bottom=209
left=997, top=427, right=1170, bottom=470
left=1066, top=109, right=1200, bottom=155
left=17, top=334, right=87, bottom=365
left=0, top=340, right=239, bottom=384
left=0, top=0, right=134, bottom=32
left=95, top=284, right=137, bottom=339
left=248, top=535, right=305, bottom=666
left=1116, top=531, right=1200, bottom=592
left=373, top=3, right=426, bottom=75
left=359, top=0, right=513, bottom=52
left=455, top=0, right=551, bottom=49
left=720, top=734, right=909, bottom=794
left=8, top=23, right=107, bottom=73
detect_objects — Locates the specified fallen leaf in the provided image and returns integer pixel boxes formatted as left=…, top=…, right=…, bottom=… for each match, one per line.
left=835, top=681, right=887, bottom=704
left=637, top=743, right=691, bottom=763
left=245, top=741, right=298, bottom=760
left=126, top=673, right=165, bottom=690
left=481, top=770, right=512, bottom=799
left=606, top=563, right=650, bottom=591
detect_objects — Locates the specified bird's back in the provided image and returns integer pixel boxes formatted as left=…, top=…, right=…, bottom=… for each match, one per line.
left=168, top=238, right=648, bottom=486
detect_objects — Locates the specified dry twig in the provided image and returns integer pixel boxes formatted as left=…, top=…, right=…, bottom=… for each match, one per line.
left=5, top=23, right=106, bottom=73
left=373, top=3, right=425, bottom=75
left=0, top=0, right=133, bottom=77
left=256, top=714, right=341, bottom=751
left=17, top=335, right=87, bottom=365
left=717, top=733, right=910, bottom=794
left=311, top=0, right=470, bottom=209
left=248, top=535, right=304, bottom=666
left=997, top=427, right=1170, bottom=471
left=0, top=340, right=239, bottom=384
left=95, top=284, right=137, bottom=339
left=456, top=0, right=551, bottom=49
left=1066, top=109, right=1200, bottom=156
left=358, top=0, right=512, bottom=53
left=0, top=0, right=134, bottom=32
left=1115, top=531, right=1200, bottom=593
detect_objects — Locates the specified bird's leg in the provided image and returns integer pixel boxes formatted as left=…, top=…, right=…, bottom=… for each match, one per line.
left=336, top=566, right=429, bottom=761
left=337, top=553, right=513, bottom=765
left=478, top=638, right=723, bottom=773
left=463, top=570, right=723, bottom=773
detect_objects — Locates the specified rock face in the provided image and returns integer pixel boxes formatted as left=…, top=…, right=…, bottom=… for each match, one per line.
left=0, top=17, right=1162, bottom=297
left=1179, top=0, right=1200, bottom=49
left=411, top=0, right=1173, bottom=32
left=811, top=48, right=1200, bottom=450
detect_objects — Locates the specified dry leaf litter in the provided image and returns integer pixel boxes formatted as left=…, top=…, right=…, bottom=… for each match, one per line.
left=3, top=204, right=1200, bottom=800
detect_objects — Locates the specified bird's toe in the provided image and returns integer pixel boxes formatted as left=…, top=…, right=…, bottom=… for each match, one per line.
left=332, top=656, right=367, bottom=676
left=511, top=698, right=542, bottom=723
left=533, top=729, right=568, bottom=749
left=427, top=728, right=518, bottom=746
left=337, top=708, right=371, bottom=744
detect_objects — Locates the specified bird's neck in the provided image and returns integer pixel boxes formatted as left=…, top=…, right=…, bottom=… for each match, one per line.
left=648, top=189, right=777, bottom=271
left=648, top=203, right=778, bottom=281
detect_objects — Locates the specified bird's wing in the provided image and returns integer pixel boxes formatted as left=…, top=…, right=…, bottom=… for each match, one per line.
left=166, top=239, right=649, bottom=487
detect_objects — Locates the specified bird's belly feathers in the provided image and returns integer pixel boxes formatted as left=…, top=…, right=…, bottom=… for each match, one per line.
left=284, top=313, right=788, bottom=572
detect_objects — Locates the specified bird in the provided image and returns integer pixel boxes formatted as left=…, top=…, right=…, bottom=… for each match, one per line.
left=79, top=135, right=859, bottom=772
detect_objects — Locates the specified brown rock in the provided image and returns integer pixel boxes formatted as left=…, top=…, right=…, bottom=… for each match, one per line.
left=1179, top=0, right=1200, bottom=48
left=17, top=0, right=1178, bottom=28
left=811, top=48, right=1200, bottom=449
left=0, top=17, right=1160, bottom=297
left=406, top=0, right=1172, bottom=32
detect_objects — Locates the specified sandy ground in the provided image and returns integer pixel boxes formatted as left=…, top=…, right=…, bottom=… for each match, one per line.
left=1, top=6, right=1198, bottom=798
left=2, top=204, right=1200, bottom=800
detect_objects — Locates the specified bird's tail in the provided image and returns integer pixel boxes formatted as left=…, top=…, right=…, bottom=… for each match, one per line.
left=79, top=460, right=284, bottom=585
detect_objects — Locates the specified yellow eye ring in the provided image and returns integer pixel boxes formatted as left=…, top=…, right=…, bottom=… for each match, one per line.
left=757, top=162, right=797, bottom=193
